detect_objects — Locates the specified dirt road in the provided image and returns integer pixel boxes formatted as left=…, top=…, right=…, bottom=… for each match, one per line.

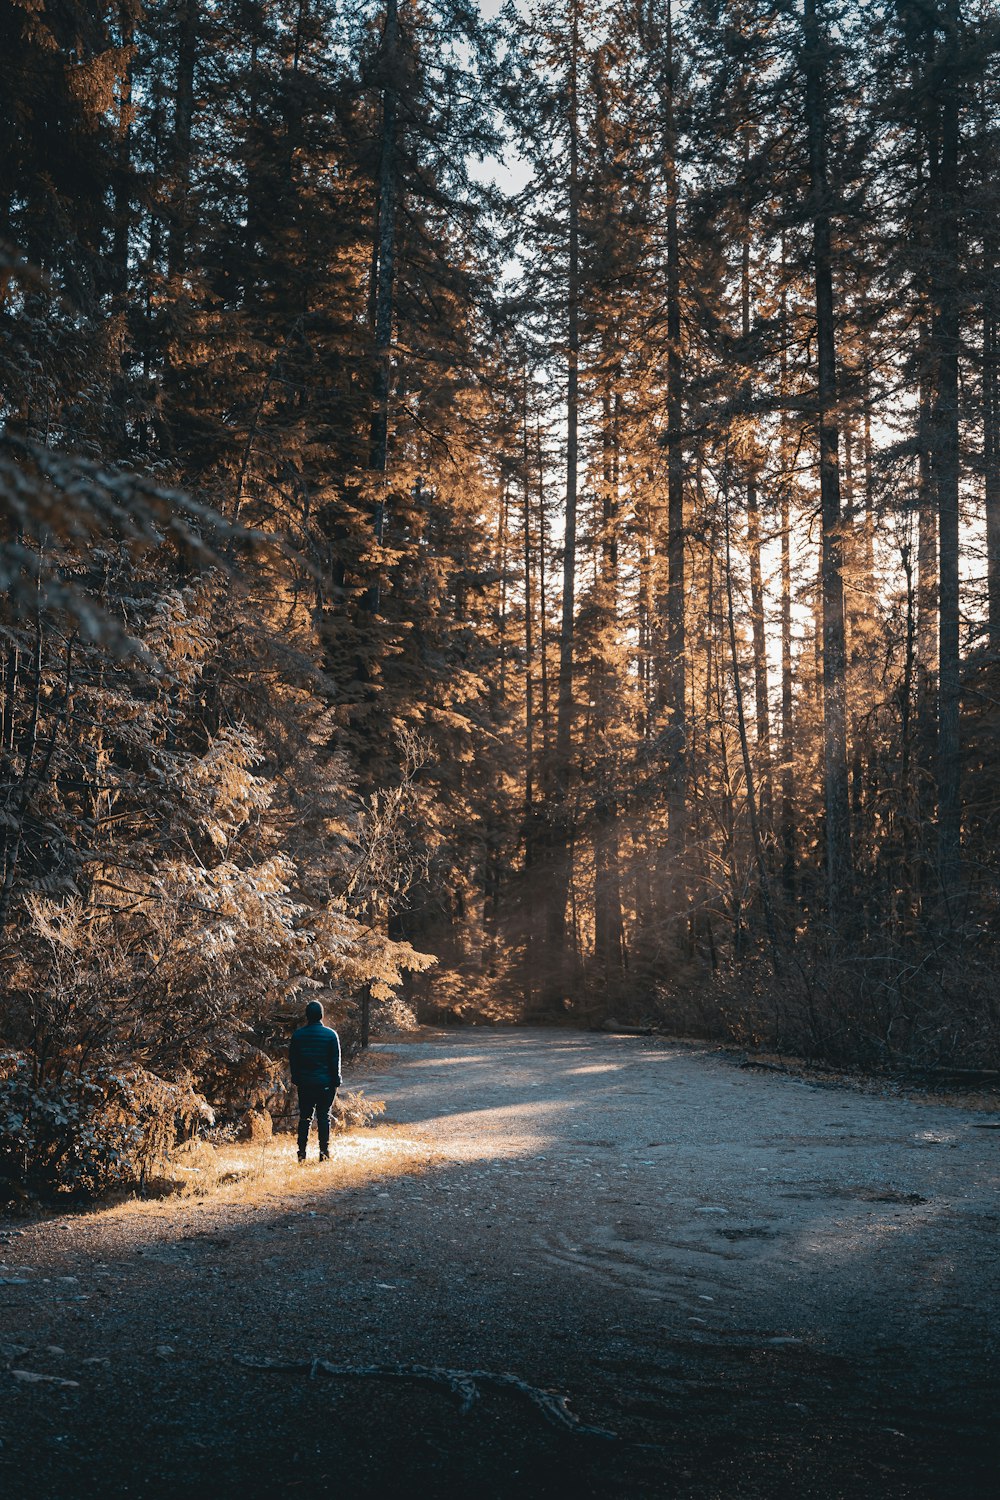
left=2, top=1029, right=998, bottom=1497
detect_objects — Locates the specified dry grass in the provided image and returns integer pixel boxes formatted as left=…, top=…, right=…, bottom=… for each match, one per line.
left=115, top=1124, right=438, bottom=1219
left=123, top=1083, right=433, bottom=1214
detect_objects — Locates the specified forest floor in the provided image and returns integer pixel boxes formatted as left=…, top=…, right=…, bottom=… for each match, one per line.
left=1, top=1027, right=998, bottom=1499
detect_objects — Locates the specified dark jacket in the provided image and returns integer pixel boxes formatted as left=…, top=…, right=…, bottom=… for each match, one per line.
left=289, top=1021, right=342, bottom=1090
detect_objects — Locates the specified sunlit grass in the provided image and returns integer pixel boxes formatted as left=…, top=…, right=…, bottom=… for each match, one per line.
left=93, top=1129, right=438, bottom=1224
left=158, top=1128, right=431, bottom=1206
left=84, top=1083, right=443, bottom=1221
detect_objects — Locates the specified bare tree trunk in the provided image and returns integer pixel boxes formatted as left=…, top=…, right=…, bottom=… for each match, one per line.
left=638, top=476, right=655, bottom=735
left=546, top=0, right=582, bottom=1000
left=779, top=243, right=797, bottom=907
left=917, top=355, right=939, bottom=680
left=780, top=473, right=796, bottom=906
left=111, top=9, right=135, bottom=455
left=593, top=387, right=625, bottom=986
left=663, top=0, right=686, bottom=857
left=167, top=0, right=197, bottom=286
left=741, top=204, right=771, bottom=812
left=555, top=0, right=580, bottom=769
left=140, top=54, right=165, bottom=447
left=369, top=0, right=400, bottom=579
left=802, top=0, right=852, bottom=925
left=746, top=483, right=771, bottom=811
left=724, top=479, right=779, bottom=971
left=537, top=424, right=551, bottom=760
left=985, top=231, right=1000, bottom=648
left=158, top=0, right=198, bottom=460
left=521, top=390, right=538, bottom=1010
left=497, top=481, right=510, bottom=697
left=899, top=527, right=917, bottom=930
left=931, top=3, right=962, bottom=895
left=523, top=381, right=536, bottom=859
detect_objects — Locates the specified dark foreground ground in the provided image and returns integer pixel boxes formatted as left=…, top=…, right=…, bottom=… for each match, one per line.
left=2, top=1029, right=998, bottom=1498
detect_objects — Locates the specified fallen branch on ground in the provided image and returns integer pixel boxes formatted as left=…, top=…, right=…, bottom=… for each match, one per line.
left=233, top=1354, right=617, bottom=1439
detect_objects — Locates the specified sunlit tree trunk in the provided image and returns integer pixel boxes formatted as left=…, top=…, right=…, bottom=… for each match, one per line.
left=916, top=354, right=938, bottom=680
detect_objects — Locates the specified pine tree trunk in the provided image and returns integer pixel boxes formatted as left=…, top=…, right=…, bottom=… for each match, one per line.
left=545, top=0, right=582, bottom=1001
left=780, top=475, right=796, bottom=906
left=639, top=476, right=655, bottom=735
left=111, top=19, right=134, bottom=456
left=899, top=530, right=917, bottom=930
left=167, top=0, right=197, bottom=285
left=741, top=202, right=771, bottom=812
left=779, top=243, right=796, bottom=907
left=369, top=0, right=400, bottom=554
left=932, top=7, right=962, bottom=895
left=593, top=387, right=625, bottom=986
left=523, top=381, right=535, bottom=859
left=724, top=483, right=779, bottom=970
left=158, top=0, right=198, bottom=459
left=746, top=483, right=771, bottom=804
left=985, top=233, right=1000, bottom=648
left=802, top=0, right=852, bottom=925
left=916, top=356, right=938, bottom=679
left=537, top=424, right=551, bottom=760
left=521, top=392, right=537, bottom=1009
left=555, top=1, right=580, bottom=766
left=497, top=481, right=510, bottom=696
left=663, top=0, right=686, bottom=858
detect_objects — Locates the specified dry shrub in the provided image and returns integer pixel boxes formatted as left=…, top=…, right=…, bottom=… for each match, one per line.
left=650, top=959, right=739, bottom=1041
left=332, top=1088, right=386, bottom=1132
left=0, top=1053, right=212, bottom=1200
left=680, top=940, right=1000, bottom=1071
left=414, top=959, right=525, bottom=1024
left=372, top=994, right=419, bottom=1034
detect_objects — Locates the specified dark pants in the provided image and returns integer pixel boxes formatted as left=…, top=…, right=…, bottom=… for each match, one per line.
left=297, top=1083, right=336, bottom=1157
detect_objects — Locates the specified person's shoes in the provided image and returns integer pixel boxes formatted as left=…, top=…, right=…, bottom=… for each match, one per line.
left=297, top=1152, right=306, bottom=1163
left=319, top=1151, right=330, bottom=1162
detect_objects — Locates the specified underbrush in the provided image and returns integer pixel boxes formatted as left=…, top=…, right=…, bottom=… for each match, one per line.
left=0, top=1056, right=215, bottom=1201
left=0, top=1079, right=386, bottom=1209
left=653, top=940, right=1000, bottom=1073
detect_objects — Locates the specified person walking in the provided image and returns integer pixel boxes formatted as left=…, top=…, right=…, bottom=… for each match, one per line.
left=289, top=1000, right=342, bottom=1162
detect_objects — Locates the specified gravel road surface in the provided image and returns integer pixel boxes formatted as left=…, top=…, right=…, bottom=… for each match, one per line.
left=1, top=1028, right=998, bottom=1497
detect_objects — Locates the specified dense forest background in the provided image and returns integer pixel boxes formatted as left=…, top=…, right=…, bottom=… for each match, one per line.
left=2, top=0, right=1000, bottom=1190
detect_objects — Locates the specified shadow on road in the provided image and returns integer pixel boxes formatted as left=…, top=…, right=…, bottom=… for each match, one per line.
left=1, top=1028, right=997, bottom=1497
